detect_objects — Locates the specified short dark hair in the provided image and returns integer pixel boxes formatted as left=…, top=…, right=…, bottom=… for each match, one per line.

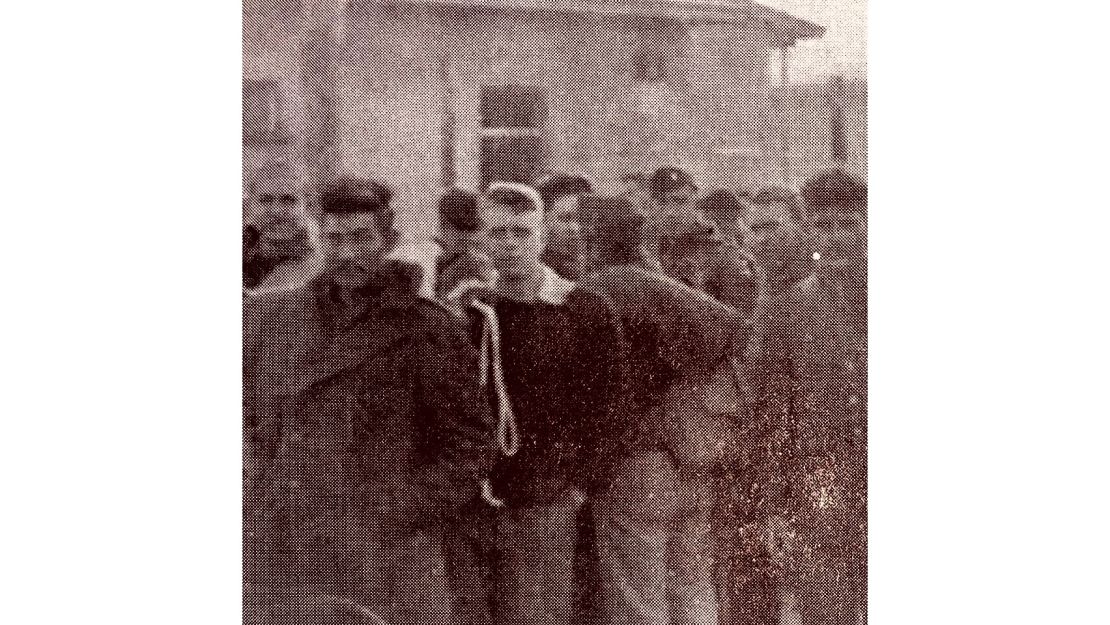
left=438, top=188, right=480, bottom=233
left=535, top=174, right=593, bottom=209
left=696, top=190, right=743, bottom=217
left=752, top=185, right=804, bottom=221
left=319, top=177, right=394, bottom=232
left=649, top=167, right=696, bottom=199
left=801, top=169, right=867, bottom=215
left=585, top=195, right=646, bottom=266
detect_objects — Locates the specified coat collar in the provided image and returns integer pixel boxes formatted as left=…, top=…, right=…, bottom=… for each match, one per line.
left=537, top=264, right=576, bottom=305
left=489, top=264, right=577, bottom=305
left=273, top=277, right=424, bottom=397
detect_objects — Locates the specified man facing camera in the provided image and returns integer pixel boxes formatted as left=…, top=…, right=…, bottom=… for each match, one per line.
left=243, top=177, right=494, bottom=625
left=242, top=160, right=321, bottom=295
left=756, top=169, right=867, bottom=625
left=473, top=182, right=629, bottom=625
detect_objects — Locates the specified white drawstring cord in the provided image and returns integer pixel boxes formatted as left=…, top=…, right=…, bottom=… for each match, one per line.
left=470, top=299, right=519, bottom=457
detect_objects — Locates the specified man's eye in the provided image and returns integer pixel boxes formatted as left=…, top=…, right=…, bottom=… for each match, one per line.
left=258, top=194, right=275, bottom=205
left=750, top=223, right=776, bottom=234
left=326, top=234, right=344, bottom=245
left=352, top=229, right=379, bottom=243
left=279, top=195, right=299, bottom=206
left=490, top=228, right=509, bottom=239
left=511, top=228, right=531, bottom=238
left=839, top=219, right=860, bottom=229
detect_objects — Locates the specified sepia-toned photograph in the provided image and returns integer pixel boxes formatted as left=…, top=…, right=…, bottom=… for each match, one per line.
left=242, top=1, right=866, bottom=623
left=11, top=1, right=1110, bottom=623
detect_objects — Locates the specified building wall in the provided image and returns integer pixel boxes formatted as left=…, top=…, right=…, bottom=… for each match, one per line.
left=243, top=0, right=796, bottom=235
left=242, top=0, right=308, bottom=191
left=782, top=78, right=868, bottom=188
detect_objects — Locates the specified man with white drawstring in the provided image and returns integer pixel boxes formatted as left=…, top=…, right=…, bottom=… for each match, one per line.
left=469, top=182, right=630, bottom=625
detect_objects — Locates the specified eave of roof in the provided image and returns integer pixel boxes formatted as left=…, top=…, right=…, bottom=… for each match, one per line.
left=360, top=0, right=824, bottom=44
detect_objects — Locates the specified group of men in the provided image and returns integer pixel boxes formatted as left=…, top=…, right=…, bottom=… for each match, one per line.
left=243, top=161, right=868, bottom=625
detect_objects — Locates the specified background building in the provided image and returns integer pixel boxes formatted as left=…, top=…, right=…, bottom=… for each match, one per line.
left=244, top=0, right=826, bottom=234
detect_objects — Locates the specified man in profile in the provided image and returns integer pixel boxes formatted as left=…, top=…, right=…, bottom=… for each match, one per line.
left=580, top=196, right=754, bottom=625
left=646, top=167, right=757, bottom=317
left=243, top=177, right=494, bottom=625
left=534, top=173, right=594, bottom=280
left=435, top=187, right=497, bottom=311
left=756, top=169, right=868, bottom=625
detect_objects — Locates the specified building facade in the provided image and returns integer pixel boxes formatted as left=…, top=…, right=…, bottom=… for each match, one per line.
left=244, top=0, right=823, bottom=234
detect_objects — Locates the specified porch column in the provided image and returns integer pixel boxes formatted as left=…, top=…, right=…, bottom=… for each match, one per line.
left=778, top=45, right=792, bottom=186
left=300, top=0, right=345, bottom=189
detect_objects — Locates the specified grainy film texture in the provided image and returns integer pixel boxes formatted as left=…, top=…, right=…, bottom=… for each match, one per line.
left=243, top=1, right=866, bottom=624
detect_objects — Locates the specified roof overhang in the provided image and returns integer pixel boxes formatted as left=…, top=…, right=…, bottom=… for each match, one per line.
left=354, top=0, right=824, bottom=45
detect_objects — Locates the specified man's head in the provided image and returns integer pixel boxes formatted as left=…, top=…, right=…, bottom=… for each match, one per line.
left=801, top=169, right=867, bottom=276
left=317, top=177, right=394, bottom=289
left=648, top=167, right=699, bottom=237
left=437, top=188, right=481, bottom=257
left=246, top=161, right=314, bottom=255
left=696, top=190, right=745, bottom=244
left=658, top=223, right=722, bottom=290
left=744, top=185, right=804, bottom=255
left=477, top=183, right=547, bottom=280
left=535, top=174, right=592, bottom=261
left=583, top=194, right=647, bottom=268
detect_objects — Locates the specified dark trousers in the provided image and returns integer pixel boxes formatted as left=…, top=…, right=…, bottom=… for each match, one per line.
left=244, top=486, right=493, bottom=625
left=716, top=471, right=780, bottom=625
left=493, top=488, right=585, bottom=625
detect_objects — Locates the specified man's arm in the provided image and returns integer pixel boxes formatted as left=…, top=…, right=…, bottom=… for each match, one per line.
left=573, top=292, right=633, bottom=489
left=412, top=308, right=496, bottom=508
left=706, top=244, right=759, bottom=319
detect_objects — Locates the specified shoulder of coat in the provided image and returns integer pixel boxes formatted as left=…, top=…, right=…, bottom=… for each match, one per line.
left=245, top=283, right=314, bottom=321
left=407, top=297, right=471, bottom=348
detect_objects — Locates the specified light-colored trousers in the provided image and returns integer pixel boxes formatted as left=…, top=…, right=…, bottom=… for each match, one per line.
left=593, top=450, right=719, bottom=625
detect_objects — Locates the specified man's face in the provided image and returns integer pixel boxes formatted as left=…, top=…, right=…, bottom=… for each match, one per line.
left=320, top=212, right=386, bottom=289
left=249, top=174, right=308, bottom=244
left=437, top=222, right=479, bottom=259
left=706, top=207, right=742, bottom=242
left=744, top=201, right=795, bottom=255
left=650, top=184, right=699, bottom=237
left=544, top=195, right=585, bottom=258
left=477, top=202, right=546, bottom=279
left=811, top=209, right=867, bottom=274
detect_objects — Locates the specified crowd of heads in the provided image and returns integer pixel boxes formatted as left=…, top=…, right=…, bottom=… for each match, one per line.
left=243, top=158, right=867, bottom=295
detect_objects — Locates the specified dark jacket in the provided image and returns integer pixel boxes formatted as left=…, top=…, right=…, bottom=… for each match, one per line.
left=703, top=240, right=759, bottom=319
left=244, top=273, right=495, bottom=539
left=754, top=271, right=867, bottom=550
left=474, top=267, right=629, bottom=506
left=581, top=264, right=757, bottom=473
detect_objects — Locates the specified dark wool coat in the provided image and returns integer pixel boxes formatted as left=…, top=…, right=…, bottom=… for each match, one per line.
left=580, top=264, right=758, bottom=470
left=755, top=271, right=867, bottom=557
left=243, top=273, right=495, bottom=591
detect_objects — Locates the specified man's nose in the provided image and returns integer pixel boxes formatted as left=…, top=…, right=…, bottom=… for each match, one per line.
left=337, top=241, right=357, bottom=259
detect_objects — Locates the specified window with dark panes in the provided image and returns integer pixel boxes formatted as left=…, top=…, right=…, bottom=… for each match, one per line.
left=633, top=45, right=667, bottom=83
left=479, top=85, right=548, bottom=188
